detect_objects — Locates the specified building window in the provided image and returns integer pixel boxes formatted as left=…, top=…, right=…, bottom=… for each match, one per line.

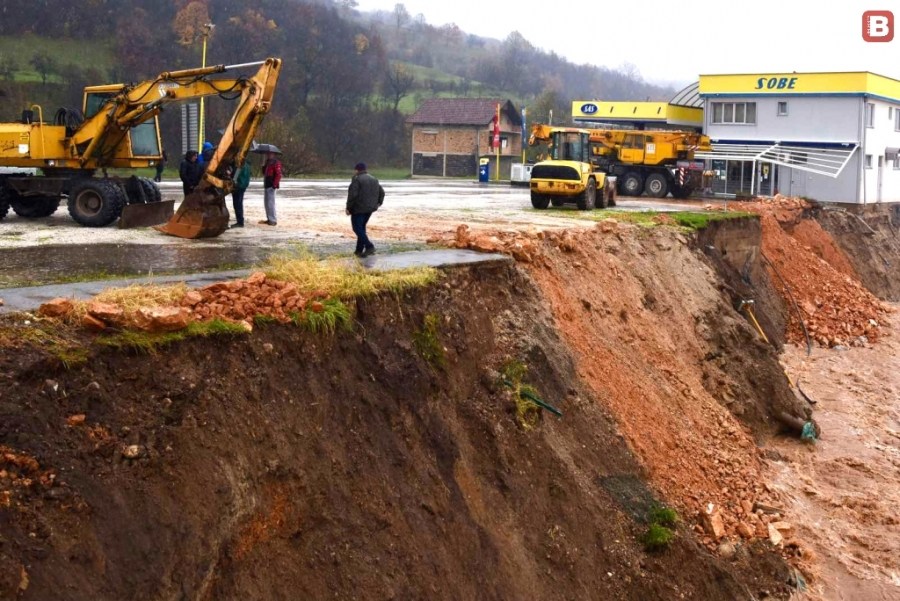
left=865, top=154, right=873, bottom=169
left=711, top=102, right=756, bottom=124
left=865, top=103, right=874, bottom=128
left=777, top=102, right=788, bottom=116
left=890, top=107, right=894, bottom=120
left=896, top=109, right=900, bottom=131
left=894, top=155, right=900, bottom=170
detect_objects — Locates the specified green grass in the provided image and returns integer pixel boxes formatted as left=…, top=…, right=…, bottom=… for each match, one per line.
left=263, top=247, right=438, bottom=299
left=412, top=313, right=446, bottom=369
left=95, top=318, right=249, bottom=354
left=641, top=504, right=679, bottom=552
left=0, top=34, right=115, bottom=83
left=290, top=298, right=352, bottom=335
left=500, top=359, right=541, bottom=429
left=538, top=208, right=755, bottom=230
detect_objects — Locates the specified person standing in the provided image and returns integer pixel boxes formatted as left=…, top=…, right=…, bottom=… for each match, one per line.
left=154, top=149, right=167, bottom=182
left=230, top=160, right=251, bottom=228
left=179, top=150, right=203, bottom=196
left=260, top=152, right=282, bottom=226
left=346, top=162, right=384, bottom=257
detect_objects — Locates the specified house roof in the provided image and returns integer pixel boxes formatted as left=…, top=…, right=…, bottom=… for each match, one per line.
left=406, top=98, right=521, bottom=126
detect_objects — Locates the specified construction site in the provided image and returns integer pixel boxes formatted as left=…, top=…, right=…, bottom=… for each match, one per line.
left=0, top=179, right=898, bottom=600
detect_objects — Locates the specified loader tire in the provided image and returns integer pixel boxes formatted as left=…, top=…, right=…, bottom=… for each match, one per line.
left=550, top=198, right=566, bottom=207
left=576, top=178, right=596, bottom=211
left=530, top=191, right=550, bottom=209
left=11, top=196, right=60, bottom=218
left=68, top=179, right=125, bottom=227
left=596, top=183, right=610, bottom=209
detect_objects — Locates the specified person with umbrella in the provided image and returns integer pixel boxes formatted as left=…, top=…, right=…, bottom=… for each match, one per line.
left=253, top=144, right=282, bottom=226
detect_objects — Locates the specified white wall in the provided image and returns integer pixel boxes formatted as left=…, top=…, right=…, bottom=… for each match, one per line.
left=860, top=98, right=900, bottom=203
left=705, top=96, right=860, bottom=143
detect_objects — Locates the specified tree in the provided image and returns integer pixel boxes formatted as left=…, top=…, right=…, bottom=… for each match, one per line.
left=0, top=55, right=17, bottom=81
left=393, top=3, right=409, bottom=31
left=383, top=63, right=415, bottom=112
left=173, top=1, right=212, bottom=47
left=30, top=52, right=58, bottom=85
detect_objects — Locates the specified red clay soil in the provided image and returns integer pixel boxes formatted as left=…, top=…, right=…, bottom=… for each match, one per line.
left=447, top=222, right=809, bottom=551
left=740, top=198, right=888, bottom=348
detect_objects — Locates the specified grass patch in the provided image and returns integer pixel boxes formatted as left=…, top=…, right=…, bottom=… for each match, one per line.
left=539, top=208, right=755, bottom=230
left=95, top=318, right=248, bottom=354
left=500, top=359, right=541, bottom=429
left=412, top=313, right=446, bottom=369
left=641, top=504, right=679, bottom=552
left=263, top=248, right=438, bottom=299
left=72, top=283, right=187, bottom=320
left=290, top=298, right=352, bottom=335
left=0, top=34, right=115, bottom=83
left=0, top=322, right=90, bottom=368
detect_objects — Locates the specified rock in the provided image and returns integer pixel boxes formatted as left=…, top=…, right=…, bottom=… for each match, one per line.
left=309, top=301, right=325, bottom=313
left=740, top=499, right=754, bottom=515
left=38, top=298, right=74, bottom=318
left=262, top=343, right=275, bottom=353
left=737, top=522, right=755, bottom=538
left=86, top=381, right=101, bottom=392
left=767, top=523, right=783, bottom=546
left=717, top=541, right=737, bottom=559
left=43, top=379, right=60, bottom=398
left=247, top=272, right=267, bottom=285
left=770, top=521, right=795, bottom=537
left=66, top=414, right=86, bottom=426
left=596, top=218, right=618, bottom=233
left=81, top=314, right=107, bottom=331
left=702, top=506, right=726, bottom=539
left=133, top=307, right=191, bottom=332
left=122, top=445, right=144, bottom=460
left=753, top=502, right=783, bottom=515
left=455, top=224, right=472, bottom=246
left=182, top=290, right=203, bottom=306
left=238, top=320, right=253, bottom=333
left=88, top=301, right=125, bottom=325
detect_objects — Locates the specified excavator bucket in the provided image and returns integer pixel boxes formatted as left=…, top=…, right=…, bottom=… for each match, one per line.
left=155, top=188, right=230, bottom=239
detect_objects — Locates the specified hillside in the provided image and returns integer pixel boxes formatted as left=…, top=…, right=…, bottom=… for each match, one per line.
left=0, top=0, right=673, bottom=170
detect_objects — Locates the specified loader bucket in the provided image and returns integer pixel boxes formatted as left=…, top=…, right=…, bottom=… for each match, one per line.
left=156, top=188, right=229, bottom=239
left=118, top=200, right=176, bottom=229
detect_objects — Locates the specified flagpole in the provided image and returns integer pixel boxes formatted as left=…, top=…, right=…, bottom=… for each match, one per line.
left=495, top=103, right=501, bottom=181
left=521, top=107, right=526, bottom=164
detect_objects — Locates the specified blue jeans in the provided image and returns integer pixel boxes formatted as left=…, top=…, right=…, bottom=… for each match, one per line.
left=350, top=212, right=373, bottom=253
left=231, top=187, right=246, bottom=225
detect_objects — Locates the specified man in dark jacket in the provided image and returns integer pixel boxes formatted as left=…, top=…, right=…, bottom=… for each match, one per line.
left=346, top=162, right=384, bottom=257
left=179, top=150, right=203, bottom=196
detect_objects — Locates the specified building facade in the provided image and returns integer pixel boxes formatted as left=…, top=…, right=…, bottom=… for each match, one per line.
left=697, top=72, right=900, bottom=204
left=406, top=98, right=523, bottom=179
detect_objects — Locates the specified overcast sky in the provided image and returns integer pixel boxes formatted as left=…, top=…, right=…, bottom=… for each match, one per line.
left=354, top=0, right=899, bottom=87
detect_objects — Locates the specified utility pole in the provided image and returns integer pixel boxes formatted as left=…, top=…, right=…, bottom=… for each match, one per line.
left=198, top=22, right=215, bottom=150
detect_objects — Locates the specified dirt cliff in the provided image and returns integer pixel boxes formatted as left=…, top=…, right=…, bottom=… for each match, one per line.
left=0, top=224, right=810, bottom=600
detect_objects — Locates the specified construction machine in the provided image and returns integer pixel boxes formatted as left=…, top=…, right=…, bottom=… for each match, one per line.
left=528, top=124, right=711, bottom=203
left=588, top=128, right=710, bottom=198
left=0, top=58, right=282, bottom=238
left=527, top=125, right=618, bottom=211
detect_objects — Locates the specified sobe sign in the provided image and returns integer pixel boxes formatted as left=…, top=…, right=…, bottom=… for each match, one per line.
left=580, top=103, right=598, bottom=114
left=754, top=77, right=799, bottom=90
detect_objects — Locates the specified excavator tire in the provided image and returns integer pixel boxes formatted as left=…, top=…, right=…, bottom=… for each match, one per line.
left=139, top=177, right=162, bottom=203
left=11, top=196, right=60, bottom=218
left=576, top=178, right=596, bottom=211
left=530, top=191, right=550, bottom=210
left=67, top=178, right=125, bottom=227
left=156, top=186, right=229, bottom=239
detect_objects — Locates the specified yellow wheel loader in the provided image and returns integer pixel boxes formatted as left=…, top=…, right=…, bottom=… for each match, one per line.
left=0, top=58, right=281, bottom=238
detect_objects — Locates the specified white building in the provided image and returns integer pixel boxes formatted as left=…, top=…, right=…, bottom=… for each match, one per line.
left=696, top=72, right=900, bottom=204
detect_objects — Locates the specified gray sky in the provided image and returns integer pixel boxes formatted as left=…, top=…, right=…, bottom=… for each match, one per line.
left=354, top=0, right=899, bottom=86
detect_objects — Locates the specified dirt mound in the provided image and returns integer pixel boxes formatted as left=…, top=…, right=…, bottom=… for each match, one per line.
left=0, top=259, right=795, bottom=600
left=739, top=197, right=888, bottom=348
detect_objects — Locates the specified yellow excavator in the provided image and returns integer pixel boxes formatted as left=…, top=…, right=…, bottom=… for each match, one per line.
left=0, top=58, right=281, bottom=238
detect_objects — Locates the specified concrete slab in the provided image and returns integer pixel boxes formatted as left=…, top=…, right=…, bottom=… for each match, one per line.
left=0, top=250, right=509, bottom=314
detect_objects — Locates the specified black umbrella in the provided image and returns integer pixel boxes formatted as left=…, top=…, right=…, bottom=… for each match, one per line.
left=250, top=143, right=282, bottom=154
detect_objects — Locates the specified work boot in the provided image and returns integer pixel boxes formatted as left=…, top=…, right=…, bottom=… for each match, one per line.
left=361, top=246, right=376, bottom=258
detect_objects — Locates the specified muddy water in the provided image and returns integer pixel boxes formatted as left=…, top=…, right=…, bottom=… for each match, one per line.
left=772, top=308, right=900, bottom=600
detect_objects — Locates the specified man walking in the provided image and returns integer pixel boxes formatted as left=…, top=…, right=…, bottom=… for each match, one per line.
left=230, top=160, right=251, bottom=228
left=346, top=162, right=384, bottom=257
left=260, top=151, right=282, bottom=226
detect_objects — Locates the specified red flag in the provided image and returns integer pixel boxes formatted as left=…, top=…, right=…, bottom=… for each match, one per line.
left=492, top=110, right=500, bottom=150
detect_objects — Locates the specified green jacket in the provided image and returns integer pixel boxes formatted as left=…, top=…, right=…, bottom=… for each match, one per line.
left=234, top=162, right=252, bottom=190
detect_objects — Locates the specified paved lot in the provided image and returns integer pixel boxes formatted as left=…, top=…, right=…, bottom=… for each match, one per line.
left=0, top=178, right=722, bottom=286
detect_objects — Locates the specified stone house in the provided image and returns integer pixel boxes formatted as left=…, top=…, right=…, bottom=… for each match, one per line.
left=406, top=98, right=523, bottom=179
